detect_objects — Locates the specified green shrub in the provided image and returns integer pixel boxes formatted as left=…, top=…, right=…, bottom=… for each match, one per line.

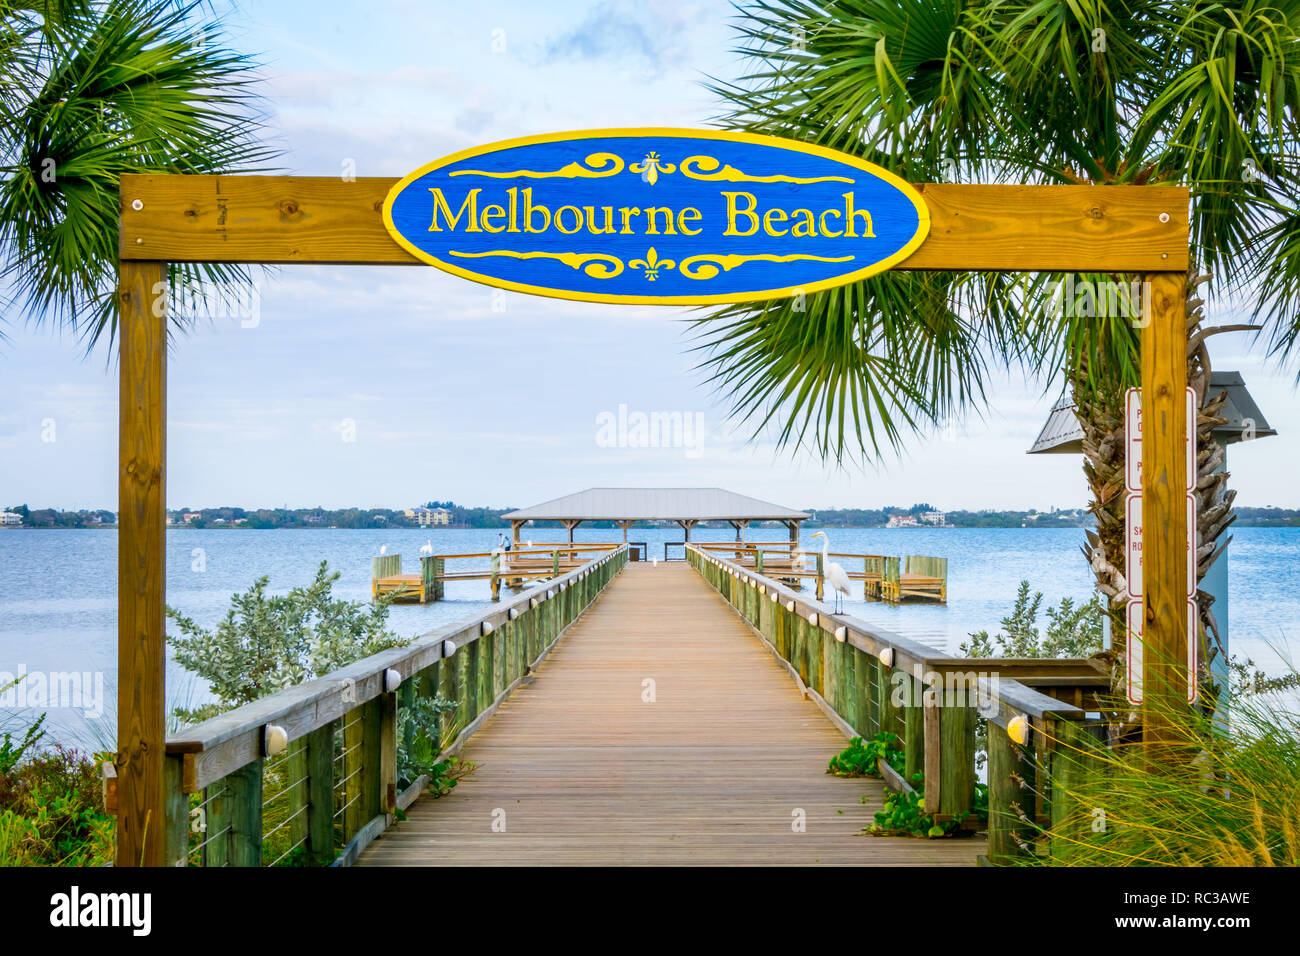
left=828, top=733, right=903, bottom=778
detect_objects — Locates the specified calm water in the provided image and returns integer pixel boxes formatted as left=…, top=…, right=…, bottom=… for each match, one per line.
left=2, top=526, right=1297, bottom=747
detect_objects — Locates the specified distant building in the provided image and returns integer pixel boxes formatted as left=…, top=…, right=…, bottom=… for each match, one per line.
left=182, top=512, right=202, bottom=525
left=0, top=511, right=22, bottom=526
left=406, top=506, right=451, bottom=527
left=887, top=510, right=948, bottom=528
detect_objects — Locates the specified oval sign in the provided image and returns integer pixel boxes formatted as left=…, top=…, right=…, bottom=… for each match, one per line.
left=383, top=128, right=929, bottom=305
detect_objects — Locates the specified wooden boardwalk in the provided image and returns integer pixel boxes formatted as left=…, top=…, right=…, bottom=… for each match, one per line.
left=359, top=562, right=984, bottom=865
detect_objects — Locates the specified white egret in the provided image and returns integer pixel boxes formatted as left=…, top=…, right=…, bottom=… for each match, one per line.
left=419, top=539, right=433, bottom=556
left=811, top=532, right=851, bottom=613
left=379, top=544, right=387, bottom=555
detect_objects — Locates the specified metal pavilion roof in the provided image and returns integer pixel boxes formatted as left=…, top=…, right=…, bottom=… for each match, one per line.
left=1028, top=371, right=1277, bottom=454
left=502, top=487, right=809, bottom=523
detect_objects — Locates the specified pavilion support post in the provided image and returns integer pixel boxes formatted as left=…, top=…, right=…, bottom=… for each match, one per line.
left=116, top=260, right=168, bottom=868
left=511, top=521, right=522, bottom=548
left=678, top=519, right=696, bottom=542
left=1141, top=271, right=1191, bottom=755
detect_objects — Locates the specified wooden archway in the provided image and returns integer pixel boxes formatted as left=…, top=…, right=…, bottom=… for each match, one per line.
left=115, top=174, right=1191, bottom=864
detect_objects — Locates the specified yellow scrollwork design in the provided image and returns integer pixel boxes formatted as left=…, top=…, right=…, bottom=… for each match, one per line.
left=679, top=155, right=853, bottom=185
left=677, top=253, right=854, bottom=280
left=628, top=247, right=676, bottom=281
left=449, top=250, right=624, bottom=279
left=449, top=152, right=624, bottom=180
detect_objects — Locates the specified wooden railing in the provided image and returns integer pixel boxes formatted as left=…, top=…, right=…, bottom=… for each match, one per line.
left=686, top=545, right=1107, bottom=864
left=163, top=545, right=629, bottom=866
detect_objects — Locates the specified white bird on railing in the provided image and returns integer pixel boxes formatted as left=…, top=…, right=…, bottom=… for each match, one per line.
left=379, top=544, right=387, bottom=555
left=811, top=531, right=852, bottom=614
left=419, top=539, right=433, bottom=556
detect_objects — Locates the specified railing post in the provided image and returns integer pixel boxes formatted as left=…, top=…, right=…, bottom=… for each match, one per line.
left=305, top=722, right=335, bottom=866
left=903, top=677, right=926, bottom=782
left=164, top=754, right=188, bottom=867
left=343, top=705, right=365, bottom=840
left=938, top=699, right=976, bottom=819
left=380, top=691, right=398, bottom=816
left=228, top=759, right=263, bottom=866
left=286, top=737, right=309, bottom=856
left=1048, top=720, right=1105, bottom=862
left=987, top=722, right=1037, bottom=863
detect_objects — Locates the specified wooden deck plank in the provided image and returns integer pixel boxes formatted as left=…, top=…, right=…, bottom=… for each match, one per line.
left=358, top=562, right=983, bottom=866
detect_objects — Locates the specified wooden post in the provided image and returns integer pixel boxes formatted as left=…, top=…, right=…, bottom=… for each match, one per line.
left=227, top=759, right=263, bottom=866
left=305, top=723, right=335, bottom=865
left=1141, top=271, right=1191, bottom=749
left=380, top=691, right=398, bottom=816
left=987, top=726, right=1036, bottom=863
left=163, top=754, right=188, bottom=867
left=117, top=260, right=167, bottom=868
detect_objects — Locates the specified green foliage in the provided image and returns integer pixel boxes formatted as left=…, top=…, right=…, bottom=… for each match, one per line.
left=1028, top=690, right=1300, bottom=866
left=396, top=692, right=474, bottom=797
left=166, top=561, right=408, bottom=724
left=0, top=743, right=114, bottom=866
left=697, top=0, right=1300, bottom=461
left=868, top=777, right=988, bottom=839
left=827, top=733, right=904, bottom=777
left=960, top=580, right=1104, bottom=659
left=0, top=0, right=276, bottom=349
left=0, top=680, right=45, bottom=775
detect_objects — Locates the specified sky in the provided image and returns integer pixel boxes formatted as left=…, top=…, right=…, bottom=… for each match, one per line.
left=1, top=0, right=1297, bottom=513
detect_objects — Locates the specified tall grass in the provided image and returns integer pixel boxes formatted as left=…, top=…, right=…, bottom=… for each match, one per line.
left=1033, top=687, right=1300, bottom=867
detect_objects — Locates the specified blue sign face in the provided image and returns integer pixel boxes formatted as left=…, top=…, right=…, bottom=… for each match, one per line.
left=383, top=128, right=930, bottom=305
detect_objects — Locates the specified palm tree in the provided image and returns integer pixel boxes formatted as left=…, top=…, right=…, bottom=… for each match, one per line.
left=0, top=0, right=274, bottom=349
left=696, top=0, right=1300, bottom=717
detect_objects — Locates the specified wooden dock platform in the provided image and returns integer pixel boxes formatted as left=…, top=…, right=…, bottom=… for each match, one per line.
left=358, top=562, right=982, bottom=866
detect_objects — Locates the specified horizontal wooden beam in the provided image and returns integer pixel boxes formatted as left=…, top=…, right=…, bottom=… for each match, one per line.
left=119, top=175, right=1188, bottom=273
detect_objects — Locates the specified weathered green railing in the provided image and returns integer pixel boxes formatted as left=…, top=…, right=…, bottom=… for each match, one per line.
left=687, top=545, right=1107, bottom=864
left=163, top=545, right=629, bottom=866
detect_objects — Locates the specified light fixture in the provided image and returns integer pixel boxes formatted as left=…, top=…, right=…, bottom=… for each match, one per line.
left=264, top=724, right=288, bottom=757
left=808, top=613, right=818, bottom=626
left=384, top=668, right=402, bottom=692
left=878, top=647, right=894, bottom=668
left=509, top=607, right=520, bottom=620
left=834, top=626, right=847, bottom=642
left=481, top=621, right=494, bottom=635
left=1007, top=715, right=1030, bottom=746
left=785, top=600, right=795, bottom=611
left=443, top=639, right=457, bottom=658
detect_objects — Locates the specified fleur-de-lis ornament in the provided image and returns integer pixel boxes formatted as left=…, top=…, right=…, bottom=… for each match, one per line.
left=631, top=151, right=676, bottom=185
left=629, top=247, right=676, bottom=281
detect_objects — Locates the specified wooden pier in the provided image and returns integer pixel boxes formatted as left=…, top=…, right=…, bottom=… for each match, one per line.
left=372, top=543, right=622, bottom=603
left=359, top=561, right=980, bottom=866
left=157, top=543, right=1111, bottom=868
left=694, top=542, right=947, bottom=604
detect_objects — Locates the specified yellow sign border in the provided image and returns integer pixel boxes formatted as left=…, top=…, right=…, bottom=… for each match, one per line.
left=381, top=127, right=931, bottom=306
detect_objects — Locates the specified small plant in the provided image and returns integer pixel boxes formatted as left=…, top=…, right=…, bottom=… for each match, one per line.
left=828, top=733, right=904, bottom=778
left=867, top=778, right=988, bottom=839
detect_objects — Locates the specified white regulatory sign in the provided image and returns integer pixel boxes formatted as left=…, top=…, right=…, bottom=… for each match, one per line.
left=1124, top=493, right=1196, bottom=599
left=1125, top=387, right=1196, bottom=494
left=1126, top=598, right=1199, bottom=704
